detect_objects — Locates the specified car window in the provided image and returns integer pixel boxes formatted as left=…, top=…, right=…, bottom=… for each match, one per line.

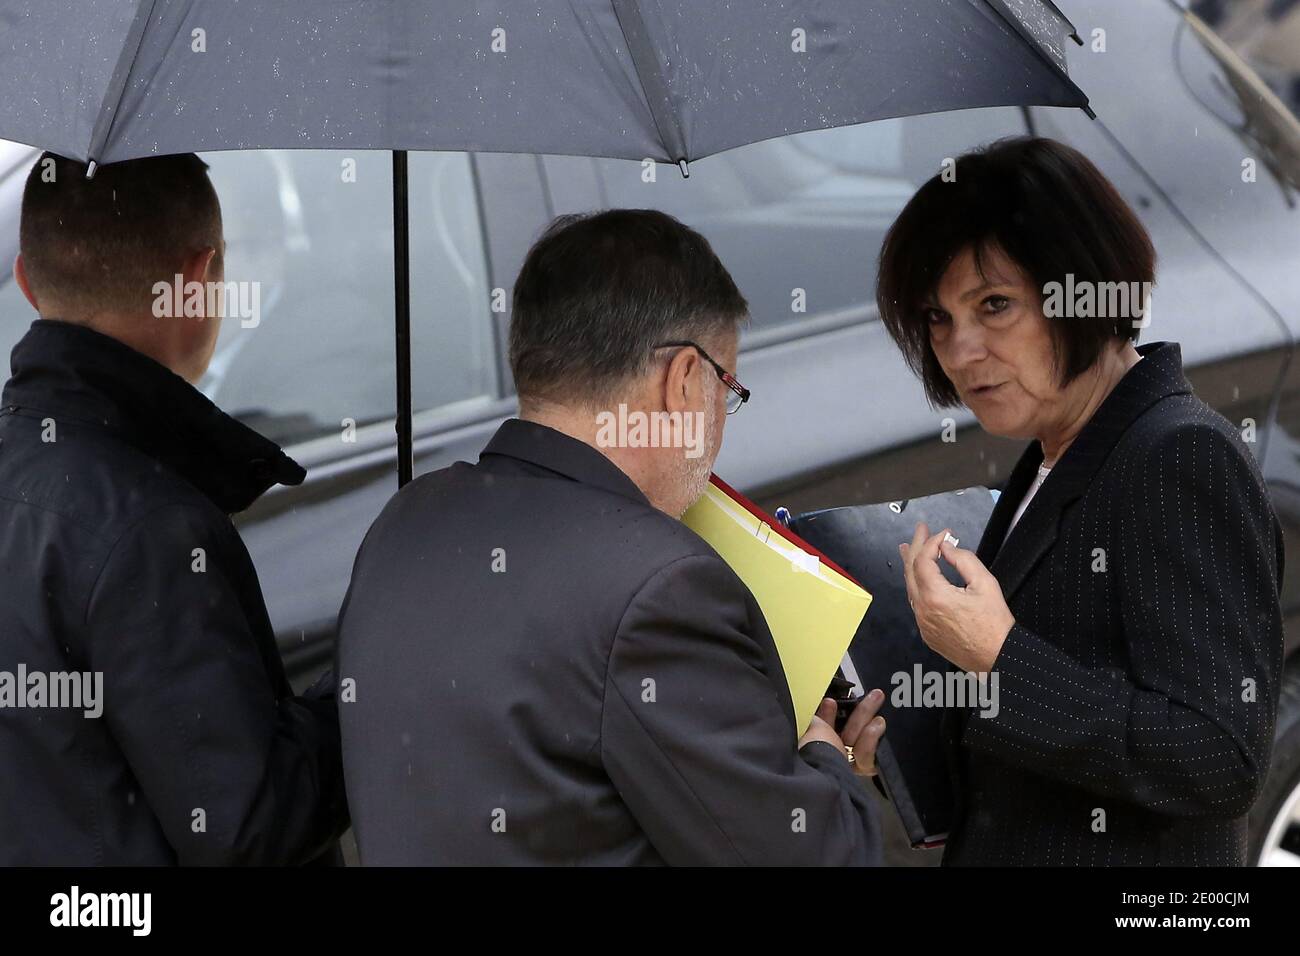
left=0, top=147, right=497, bottom=450
left=200, top=149, right=496, bottom=448
left=407, top=152, right=499, bottom=423
left=0, top=145, right=38, bottom=361
left=586, top=107, right=1028, bottom=343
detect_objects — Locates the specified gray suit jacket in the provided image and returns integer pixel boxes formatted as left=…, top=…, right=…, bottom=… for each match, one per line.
left=337, top=418, right=880, bottom=865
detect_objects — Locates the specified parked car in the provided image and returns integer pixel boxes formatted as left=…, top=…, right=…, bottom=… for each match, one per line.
left=0, top=0, right=1295, bottom=866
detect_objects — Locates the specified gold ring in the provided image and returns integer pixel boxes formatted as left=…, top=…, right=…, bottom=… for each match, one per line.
left=844, top=745, right=856, bottom=765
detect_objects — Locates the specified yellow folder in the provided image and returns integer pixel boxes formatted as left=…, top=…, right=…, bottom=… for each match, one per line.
left=682, top=475, right=872, bottom=737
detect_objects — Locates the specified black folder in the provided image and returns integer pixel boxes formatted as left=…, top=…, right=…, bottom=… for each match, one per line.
left=787, top=487, right=997, bottom=849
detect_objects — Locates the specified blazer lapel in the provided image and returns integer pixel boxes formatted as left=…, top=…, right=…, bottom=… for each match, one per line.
left=981, top=340, right=1193, bottom=606
left=975, top=442, right=1044, bottom=569
left=985, top=450, right=1065, bottom=606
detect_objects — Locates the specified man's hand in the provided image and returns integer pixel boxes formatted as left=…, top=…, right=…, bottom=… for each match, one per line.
left=799, top=698, right=846, bottom=754
left=840, top=688, right=885, bottom=777
left=899, top=522, right=1015, bottom=673
left=799, top=692, right=886, bottom=776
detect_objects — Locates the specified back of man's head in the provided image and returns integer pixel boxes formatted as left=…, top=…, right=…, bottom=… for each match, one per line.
left=19, top=152, right=222, bottom=321
left=509, top=208, right=747, bottom=411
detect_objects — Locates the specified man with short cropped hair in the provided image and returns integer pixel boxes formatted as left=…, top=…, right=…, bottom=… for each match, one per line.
left=0, top=152, right=348, bottom=865
left=338, top=209, right=885, bottom=865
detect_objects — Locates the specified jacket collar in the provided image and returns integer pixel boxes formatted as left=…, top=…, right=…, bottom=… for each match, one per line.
left=2, top=319, right=304, bottom=513
left=480, top=417, right=652, bottom=508
left=975, top=340, right=1192, bottom=601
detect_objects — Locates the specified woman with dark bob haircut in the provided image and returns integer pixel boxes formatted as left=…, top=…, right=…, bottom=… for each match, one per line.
left=880, top=136, right=1284, bottom=866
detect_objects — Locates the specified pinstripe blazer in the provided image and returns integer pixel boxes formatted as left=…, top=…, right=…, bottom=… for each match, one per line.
left=940, top=340, right=1285, bottom=866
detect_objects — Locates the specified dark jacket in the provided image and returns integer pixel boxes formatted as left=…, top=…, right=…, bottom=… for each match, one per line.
left=337, top=417, right=881, bottom=865
left=0, top=319, right=348, bottom=865
left=941, top=340, right=1285, bottom=866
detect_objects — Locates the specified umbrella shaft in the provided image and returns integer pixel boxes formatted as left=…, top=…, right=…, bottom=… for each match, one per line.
left=393, top=150, right=413, bottom=488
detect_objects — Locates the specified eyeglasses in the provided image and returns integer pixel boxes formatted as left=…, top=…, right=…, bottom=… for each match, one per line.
left=653, top=340, right=750, bottom=415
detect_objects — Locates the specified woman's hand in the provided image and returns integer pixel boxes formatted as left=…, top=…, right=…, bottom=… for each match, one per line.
left=899, top=522, right=1015, bottom=673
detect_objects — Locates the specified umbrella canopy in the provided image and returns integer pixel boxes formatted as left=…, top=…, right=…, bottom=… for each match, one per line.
left=2, top=0, right=1089, bottom=167
left=0, top=0, right=1092, bottom=485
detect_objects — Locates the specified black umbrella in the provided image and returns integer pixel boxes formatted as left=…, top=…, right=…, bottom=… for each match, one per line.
left=0, top=0, right=1092, bottom=485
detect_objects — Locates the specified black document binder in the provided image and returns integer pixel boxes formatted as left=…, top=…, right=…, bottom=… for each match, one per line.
left=788, top=487, right=997, bottom=849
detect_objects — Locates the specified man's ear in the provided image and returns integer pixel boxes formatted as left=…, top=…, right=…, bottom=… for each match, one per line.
left=13, top=254, right=39, bottom=312
left=179, top=247, right=219, bottom=321
left=182, top=246, right=218, bottom=287
left=663, top=345, right=703, bottom=415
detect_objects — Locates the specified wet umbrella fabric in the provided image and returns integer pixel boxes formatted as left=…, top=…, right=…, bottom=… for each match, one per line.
left=0, top=0, right=1091, bottom=483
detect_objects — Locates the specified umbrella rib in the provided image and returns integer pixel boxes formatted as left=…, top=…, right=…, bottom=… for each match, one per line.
left=85, top=0, right=159, bottom=172
left=610, top=0, right=687, bottom=166
left=979, top=0, right=1094, bottom=119
left=1038, top=0, right=1084, bottom=45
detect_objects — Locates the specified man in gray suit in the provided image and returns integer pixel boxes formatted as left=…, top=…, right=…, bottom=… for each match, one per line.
left=337, top=209, right=884, bottom=865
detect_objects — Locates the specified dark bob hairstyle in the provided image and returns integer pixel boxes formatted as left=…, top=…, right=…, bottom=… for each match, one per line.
left=876, top=136, right=1156, bottom=408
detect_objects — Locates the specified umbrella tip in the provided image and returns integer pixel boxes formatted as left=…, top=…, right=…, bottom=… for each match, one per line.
left=677, top=158, right=690, bottom=179
left=85, top=160, right=98, bottom=180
